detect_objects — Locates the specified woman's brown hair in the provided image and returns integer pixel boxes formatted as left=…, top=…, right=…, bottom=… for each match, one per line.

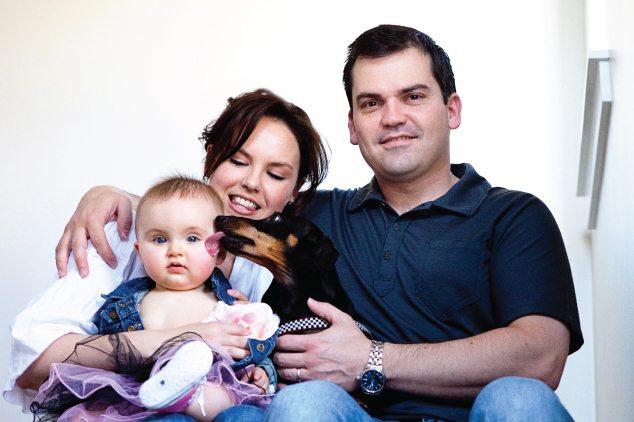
left=200, top=89, right=329, bottom=214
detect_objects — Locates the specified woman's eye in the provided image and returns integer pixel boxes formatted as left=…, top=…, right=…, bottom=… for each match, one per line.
left=268, top=172, right=285, bottom=181
left=186, top=235, right=200, bottom=243
left=229, top=158, right=247, bottom=167
left=153, top=236, right=167, bottom=244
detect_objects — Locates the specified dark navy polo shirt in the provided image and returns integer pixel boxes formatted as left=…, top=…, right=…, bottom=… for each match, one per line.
left=302, top=163, right=583, bottom=421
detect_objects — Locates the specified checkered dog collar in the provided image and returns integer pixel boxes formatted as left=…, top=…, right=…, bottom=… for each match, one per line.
left=276, top=316, right=372, bottom=338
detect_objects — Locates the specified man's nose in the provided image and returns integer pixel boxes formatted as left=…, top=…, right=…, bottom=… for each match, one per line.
left=381, top=100, right=406, bottom=127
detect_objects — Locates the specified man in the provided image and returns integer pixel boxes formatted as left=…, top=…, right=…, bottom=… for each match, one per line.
left=266, top=24, right=582, bottom=421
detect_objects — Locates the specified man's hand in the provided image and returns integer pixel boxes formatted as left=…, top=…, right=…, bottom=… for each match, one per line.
left=55, top=186, right=138, bottom=278
left=273, top=298, right=370, bottom=392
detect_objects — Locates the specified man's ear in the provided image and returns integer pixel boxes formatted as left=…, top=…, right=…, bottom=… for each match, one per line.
left=348, top=111, right=358, bottom=145
left=447, top=93, right=462, bottom=130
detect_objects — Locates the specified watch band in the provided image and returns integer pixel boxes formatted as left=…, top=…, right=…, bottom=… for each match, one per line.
left=358, top=340, right=386, bottom=395
left=367, top=340, right=384, bottom=369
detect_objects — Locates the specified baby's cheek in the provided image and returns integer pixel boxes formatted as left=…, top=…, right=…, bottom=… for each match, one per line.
left=195, top=250, right=218, bottom=273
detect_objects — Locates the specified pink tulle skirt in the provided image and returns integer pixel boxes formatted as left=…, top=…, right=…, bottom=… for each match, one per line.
left=31, top=335, right=272, bottom=421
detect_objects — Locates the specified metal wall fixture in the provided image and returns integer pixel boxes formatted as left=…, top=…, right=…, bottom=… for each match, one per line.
left=577, top=50, right=612, bottom=230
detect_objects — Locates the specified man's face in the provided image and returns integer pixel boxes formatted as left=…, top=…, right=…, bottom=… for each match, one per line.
left=348, top=47, right=461, bottom=186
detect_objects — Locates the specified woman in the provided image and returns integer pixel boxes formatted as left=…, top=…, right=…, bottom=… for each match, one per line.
left=8, top=88, right=328, bottom=420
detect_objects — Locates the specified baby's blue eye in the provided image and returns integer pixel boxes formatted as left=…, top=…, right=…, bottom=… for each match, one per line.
left=153, top=236, right=167, bottom=244
left=187, top=235, right=200, bottom=243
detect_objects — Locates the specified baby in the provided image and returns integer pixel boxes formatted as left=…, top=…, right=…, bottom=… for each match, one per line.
left=31, top=175, right=278, bottom=421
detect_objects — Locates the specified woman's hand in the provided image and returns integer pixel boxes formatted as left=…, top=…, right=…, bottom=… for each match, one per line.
left=242, top=366, right=270, bottom=393
left=177, top=321, right=251, bottom=360
left=227, top=289, right=250, bottom=304
left=55, top=186, right=139, bottom=278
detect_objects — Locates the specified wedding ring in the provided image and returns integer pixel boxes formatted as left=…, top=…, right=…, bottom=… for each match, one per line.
left=295, top=367, right=302, bottom=382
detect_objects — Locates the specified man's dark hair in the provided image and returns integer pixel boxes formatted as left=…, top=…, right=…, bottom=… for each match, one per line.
left=343, top=24, right=456, bottom=109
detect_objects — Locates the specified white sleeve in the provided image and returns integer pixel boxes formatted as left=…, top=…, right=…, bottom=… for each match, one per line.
left=3, top=219, right=146, bottom=412
left=228, top=257, right=273, bottom=303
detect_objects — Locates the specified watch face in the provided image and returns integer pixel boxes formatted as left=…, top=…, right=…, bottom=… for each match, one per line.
left=360, top=369, right=386, bottom=394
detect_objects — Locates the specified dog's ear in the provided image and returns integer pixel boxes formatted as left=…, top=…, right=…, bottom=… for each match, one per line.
left=311, top=234, right=339, bottom=269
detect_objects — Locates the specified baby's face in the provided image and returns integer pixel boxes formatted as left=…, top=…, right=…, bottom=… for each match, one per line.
left=135, top=196, right=220, bottom=291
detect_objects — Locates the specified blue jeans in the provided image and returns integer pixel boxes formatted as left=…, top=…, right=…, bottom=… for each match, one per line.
left=263, top=377, right=574, bottom=421
left=140, top=404, right=264, bottom=421
left=469, top=376, right=573, bottom=421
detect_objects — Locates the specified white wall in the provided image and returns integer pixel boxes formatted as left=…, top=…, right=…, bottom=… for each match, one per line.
left=587, top=0, right=634, bottom=420
left=0, top=1, right=595, bottom=420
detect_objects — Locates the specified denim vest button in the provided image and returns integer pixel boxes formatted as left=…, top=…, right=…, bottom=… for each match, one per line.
left=257, top=343, right=265, bottom=351
left=383, top=251, right=392, bottom=260
left=119, top=303, right=126, bottom=308
left=127, top=326, right=136, bottom=331
left=109, top=310, right=118, bottom=319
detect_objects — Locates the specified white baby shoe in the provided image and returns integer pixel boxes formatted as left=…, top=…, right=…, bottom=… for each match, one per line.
left=139, top=340, right=214, bottom=412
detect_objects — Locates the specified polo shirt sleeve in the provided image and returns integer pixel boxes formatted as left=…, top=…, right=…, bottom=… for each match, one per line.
left=489, top=192, right=583, bottom=353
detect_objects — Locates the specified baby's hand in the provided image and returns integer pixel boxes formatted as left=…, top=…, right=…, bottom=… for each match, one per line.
left=227, top=289, right=249, bottom=304
left=242, top=366, right=269, bottom=393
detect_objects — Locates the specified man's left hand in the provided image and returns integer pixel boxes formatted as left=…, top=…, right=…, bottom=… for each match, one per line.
left=273, top=298, right=371, bottom=392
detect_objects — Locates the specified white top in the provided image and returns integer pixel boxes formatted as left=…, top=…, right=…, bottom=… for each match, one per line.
left=3, top=217, right=273, bottom=412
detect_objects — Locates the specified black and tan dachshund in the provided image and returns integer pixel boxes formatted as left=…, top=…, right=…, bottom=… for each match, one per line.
left=214, top=213, right=356, bottom=326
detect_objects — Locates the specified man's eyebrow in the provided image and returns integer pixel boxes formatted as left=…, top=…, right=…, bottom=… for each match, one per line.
left=400, top=84, right=431, bottom=95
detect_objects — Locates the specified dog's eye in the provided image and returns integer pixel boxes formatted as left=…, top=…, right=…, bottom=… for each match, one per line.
left=272, top=214, right=282, bottom=223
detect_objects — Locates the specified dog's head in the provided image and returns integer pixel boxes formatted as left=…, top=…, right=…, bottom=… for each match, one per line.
left=214, top=213, right=338, bottom=286
left=214, top=213, right=350, bottom=322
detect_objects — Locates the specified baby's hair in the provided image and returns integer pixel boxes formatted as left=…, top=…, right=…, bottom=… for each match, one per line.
left=136, top=174, right=222, bottom=231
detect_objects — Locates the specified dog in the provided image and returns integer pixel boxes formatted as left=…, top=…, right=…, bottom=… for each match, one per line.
left=214, top=212, right=356, bottom=326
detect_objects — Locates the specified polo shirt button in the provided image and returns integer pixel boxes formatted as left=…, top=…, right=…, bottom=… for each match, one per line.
left=383, top=251, right=392, bottom=260
left=394, top=223, right=400, bottom=231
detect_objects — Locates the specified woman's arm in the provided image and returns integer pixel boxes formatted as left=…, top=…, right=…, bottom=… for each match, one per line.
left=55, top=185, right=139, bottom=278
left=18, top=321, right=253, bottom=391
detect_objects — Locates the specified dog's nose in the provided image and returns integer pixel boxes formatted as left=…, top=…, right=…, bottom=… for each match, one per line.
left=215, top=215, right=228, bottom=230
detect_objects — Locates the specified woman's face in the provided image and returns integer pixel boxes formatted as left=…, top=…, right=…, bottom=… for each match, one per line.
left=208, top=116, right=301, bottom=220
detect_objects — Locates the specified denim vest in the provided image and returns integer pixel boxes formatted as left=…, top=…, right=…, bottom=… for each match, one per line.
left=95, top=268, right=277, bottom=377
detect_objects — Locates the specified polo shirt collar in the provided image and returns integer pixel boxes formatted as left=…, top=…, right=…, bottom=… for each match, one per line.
left=348, top=163, right=491, bottom=217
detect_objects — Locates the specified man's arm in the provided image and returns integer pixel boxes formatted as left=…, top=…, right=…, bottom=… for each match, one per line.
left=383, top=314, right=569, bottom=399
left=273, top=299, right=569, bottom=399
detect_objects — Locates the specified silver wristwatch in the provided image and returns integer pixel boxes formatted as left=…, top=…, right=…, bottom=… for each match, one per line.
left=358, top=340, right=386, bottom=395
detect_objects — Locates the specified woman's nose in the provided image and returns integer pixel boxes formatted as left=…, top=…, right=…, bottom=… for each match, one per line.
left=241, top=171, right=261, bottom=191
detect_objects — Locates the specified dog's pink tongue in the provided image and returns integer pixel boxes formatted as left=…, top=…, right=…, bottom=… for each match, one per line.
left=205, top=231, right=225, bottom=257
